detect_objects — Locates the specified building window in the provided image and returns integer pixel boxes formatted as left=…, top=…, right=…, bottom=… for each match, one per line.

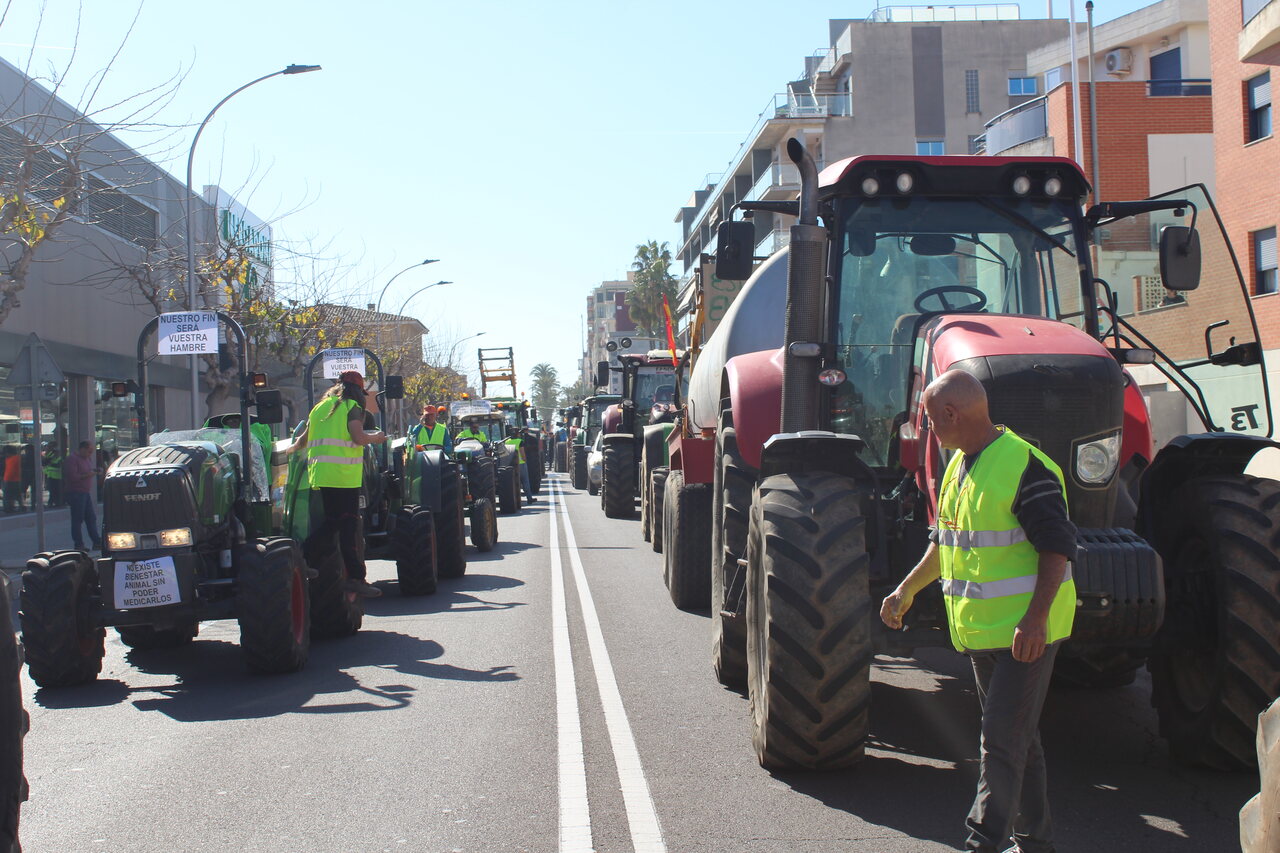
left=916, top=140, right=945, bottom=156
left=1045, top=67, right=1062, bottom=91
left=1008, top=77, right=1037, bottom=96
left=965, top=69, right=980, bottom=113
left=1255, top=227, right=1277, bottom=295
left=1248, top=72, right=1271, bottom=142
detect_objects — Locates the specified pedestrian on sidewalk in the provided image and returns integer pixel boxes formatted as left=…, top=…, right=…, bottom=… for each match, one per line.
left=880, top=370, right=1076, bottom=853
left=64, top=440, right=103, bottom=551
left=19, top=444, right=34, bottom=508
left=2, top=446, right=21, bottom=513
left=42, top=444, right=63, bottom=507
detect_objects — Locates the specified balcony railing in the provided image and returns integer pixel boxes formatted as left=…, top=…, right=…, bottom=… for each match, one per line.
left=772, top=91, right=851, bottom=119
left=1147, top=78, right=1211, bottom=97
left=867, top=4, right=1019, bottom=22
left=979, top=95, right=1047, bottom=155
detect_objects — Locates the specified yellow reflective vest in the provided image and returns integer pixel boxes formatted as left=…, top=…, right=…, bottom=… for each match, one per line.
left=504, top=436, right=526, bottom=465
left=410, top=422, right=447, bottom=448
left=306, top=398, right=363, bottom=489
left=456, top=428, right=487, bottom=443
left=936, top=428, right=1076, bottom=653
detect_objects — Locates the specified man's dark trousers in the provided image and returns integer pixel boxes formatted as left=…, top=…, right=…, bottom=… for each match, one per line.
left=965, top=644, right=1060, bottom=853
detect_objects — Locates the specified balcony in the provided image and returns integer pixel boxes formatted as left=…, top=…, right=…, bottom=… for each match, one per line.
left=979, top=96, right=1047, bottom=155
left=1240, top=0, right=1280, bottom=63
left=1147, top=78, right=1211, bottom=97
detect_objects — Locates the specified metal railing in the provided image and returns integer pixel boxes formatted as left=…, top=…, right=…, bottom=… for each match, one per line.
left=980, top=95, right=1047, bottom=155
left=1147, top=78, right=1211, bottom=97
left=867, top=4, right=1019, bottom=22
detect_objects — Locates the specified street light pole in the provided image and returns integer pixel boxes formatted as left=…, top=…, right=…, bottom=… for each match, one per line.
left=375, top=259, right=439, bottom=314
left=393, top=281, right=450, bottom=434
left=447, top=331, right=486, bottom=392
left=395, top=281, right=452, bottom=317
left=185, top=63, right=321, bottom=427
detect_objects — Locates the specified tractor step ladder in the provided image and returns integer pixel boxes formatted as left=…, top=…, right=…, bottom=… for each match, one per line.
left=479, top=347, right=517, bottom=398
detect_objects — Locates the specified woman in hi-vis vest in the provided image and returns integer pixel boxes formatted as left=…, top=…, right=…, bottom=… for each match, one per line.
left=289, top=371, right=387, bottom=597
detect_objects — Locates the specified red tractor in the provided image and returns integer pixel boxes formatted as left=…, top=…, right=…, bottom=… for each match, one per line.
left=693, top=139, right=1279, bottom=772
left=596, top=350, right=681, bottom=519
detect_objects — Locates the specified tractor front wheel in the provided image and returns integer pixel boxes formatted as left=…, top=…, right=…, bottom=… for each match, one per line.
left=19, top=551, right=104, bottom=688
left=747, top=472, right=871, bottom=771
left=573, top=445, right=589, bottom=490
left=236, top=537, right=310, bottom=674
left=392, top=506, right=438, bottom=596
left=1149, top=474, right=1280, bottom=770
left=470, top=497, right=498, bottom=552
left=711, top=410, right=752, bottom=689
left=436, top=464, right=468, bottom=579
left=650, top=467, right=669, bottom=555
left=498, top=465, right=520, bottom=515
left=663, top=469, right=711, bottom=610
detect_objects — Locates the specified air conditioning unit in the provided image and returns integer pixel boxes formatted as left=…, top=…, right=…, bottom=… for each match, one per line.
left=1104, top=48, right=1133, bottom=76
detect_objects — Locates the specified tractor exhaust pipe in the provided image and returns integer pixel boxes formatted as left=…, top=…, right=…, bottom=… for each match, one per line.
left=780, top=138, right=826, bottom=434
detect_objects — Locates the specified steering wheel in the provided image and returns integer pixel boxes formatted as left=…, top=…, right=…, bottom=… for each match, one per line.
left=913, top=285, right=987, bottom=314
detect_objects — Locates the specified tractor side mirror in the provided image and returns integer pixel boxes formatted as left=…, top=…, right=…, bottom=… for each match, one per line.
left=255, top=389, right=285, bottom=425
left=1159, top=226, right=1201, bottom=291
left=715, top=220, right=756, bottom=281
left=384, top=375, right=404, bottom=399
left=596, top=360, right=610, bottom=388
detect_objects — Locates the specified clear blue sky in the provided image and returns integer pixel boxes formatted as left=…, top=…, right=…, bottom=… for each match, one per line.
left=2, top=0, right=1154, bottom=392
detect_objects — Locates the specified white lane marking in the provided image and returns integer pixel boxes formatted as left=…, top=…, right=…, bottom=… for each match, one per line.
left=549, top=482, right=593, bottom=852
left=554, top=477, right=668, bottom=853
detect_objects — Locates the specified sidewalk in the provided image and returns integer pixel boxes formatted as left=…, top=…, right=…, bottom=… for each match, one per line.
left=0, top=504, right=90, bottom=572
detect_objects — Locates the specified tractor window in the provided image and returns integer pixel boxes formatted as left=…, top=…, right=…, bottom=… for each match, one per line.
left=832, top=195, right=1082, bottom=465
left=1094, top=184, right=1271, bottom=439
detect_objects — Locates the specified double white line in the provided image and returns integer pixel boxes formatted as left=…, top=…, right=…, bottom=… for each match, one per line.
left=548, top=476, right=666, bottom=853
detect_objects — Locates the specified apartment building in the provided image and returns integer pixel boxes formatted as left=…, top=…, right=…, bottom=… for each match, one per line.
left=581, top=273, right=659, bottom=392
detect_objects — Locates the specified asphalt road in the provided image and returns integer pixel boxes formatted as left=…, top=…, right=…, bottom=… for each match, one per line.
left=16, top=473, right=1255, bottom=852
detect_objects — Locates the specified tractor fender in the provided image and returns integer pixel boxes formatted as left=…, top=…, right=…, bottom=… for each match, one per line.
left=1137, top=432, right=1280, bottom=547
left=411, top=448, right=448, bottom=513
left=602, top=404, right=622, bottom=436
left=723, top=348, right=784, bottom=471
left=760, top=432, right=877, bottom=489
left=643, top=423, right=673, bottom=467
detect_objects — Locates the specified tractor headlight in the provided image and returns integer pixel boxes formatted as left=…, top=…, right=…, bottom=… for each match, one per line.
left=158, top=528, right=193, bottom=547
left=1075, top=433, right=1120, bottom=484
left=107, top=532, right=139, bottom=551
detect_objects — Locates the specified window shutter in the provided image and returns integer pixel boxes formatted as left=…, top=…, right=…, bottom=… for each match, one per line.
left=1249, top=73, right=1271, bottom=110
left=1257, top=228, right=1277, bottom=271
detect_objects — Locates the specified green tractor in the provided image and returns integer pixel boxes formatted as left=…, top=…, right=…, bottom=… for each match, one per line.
left=447, top=399, right=501, bottom=551
left=567, top=394, right=621, bottom=491
left=20, top=312, right=306, bottom=686
left=278, top=348, right=468, bottom=635
left=450, top=399, right=524, bottom=515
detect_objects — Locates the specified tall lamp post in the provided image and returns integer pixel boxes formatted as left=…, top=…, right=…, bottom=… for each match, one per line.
left=185, top=63, right=321, bottom=427
left=375, top=259, right=439, bottom=314
left=393, top=281, right=450, bottom=433
left=396, top=280, right=452, bottom=317
left=448, top=331, right=487, bottom=393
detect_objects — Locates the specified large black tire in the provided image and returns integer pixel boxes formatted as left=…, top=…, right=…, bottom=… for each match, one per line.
left=497, top=465, right=520, bottom=515
left=1149, top=474, right=1280, bottom=770
left=639, top=429, right=665, bottom=542
left=436, top=464, right=468, bottom=579
left=117, top=622, right=198, bottom=650
left=0, top=575, right=26, bottom=852
left=527, top=441, right=543, bottom=494
left=650, top=467, right=669, bottom=554
left=711, top=409, right=752, bottom=688
left=392, top=505, right=438, bottom=596
left=19, top=551, right=105, bottom=688
left=236, top=537, right=310, bottom=674
left=470, top=457, right=497, bottom=506
left=663, top=470, right=712, bottom=610
left=588, top=465, right=600, bottom=497
left=470, top=497, right=497, bottom=552
left=572, top=445, right=589, bottom=490
left=308, top=540, right=363, bottom=639
left=602, top=440, right=636, bottom=519
left=554, top=442, right=568, bottom=473
left=747, top=472, right=871, bottom=770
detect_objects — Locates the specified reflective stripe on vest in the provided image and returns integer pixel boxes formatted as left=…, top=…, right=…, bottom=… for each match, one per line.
left=936, top=428, right=1076, bottom=653
left=307, top=398, right=363, bottom=488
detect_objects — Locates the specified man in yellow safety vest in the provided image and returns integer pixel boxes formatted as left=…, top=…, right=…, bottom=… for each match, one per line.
left=408, top=404, right=452, bottom=452
left=880, top=370, right=1076, bottom=853
left=289, top=370, right=388, bottom=597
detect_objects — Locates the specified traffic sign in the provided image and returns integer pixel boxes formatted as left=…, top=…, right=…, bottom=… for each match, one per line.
left=8, top=333, right=64, bottom=387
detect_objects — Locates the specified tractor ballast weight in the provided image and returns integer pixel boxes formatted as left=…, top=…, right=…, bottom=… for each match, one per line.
left=704, top=140, right=1280, bottom=772
left=20, top=312, right=305, bottom=686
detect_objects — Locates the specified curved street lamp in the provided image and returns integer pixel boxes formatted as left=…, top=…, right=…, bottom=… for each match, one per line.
left=375, top=259, right=439, bottom=314
left=185, top=63, right=322, bottom=425
left=396, top=281, right=452, bottom=317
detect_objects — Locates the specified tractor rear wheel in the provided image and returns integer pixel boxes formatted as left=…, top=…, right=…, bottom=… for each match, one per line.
left=650, top=467, right=669, bottom=554
left=470, top=497, right=497, bottom=552
left=436, top=463, right=468, bottom=579
left=712, top=409, right=752, bottom=688
left=392, top=506, right=438, bottom=595
left=0, top=574, right=23, bottom=853
left=747, top=472, right=871, bottom=771
left=602, top=440, right=636, bottom=519
left=573, top=445, right=589, bottom=490
left=307, top=540, right=363, bottom=639
left=19, top=551, right=104, bottom=688
left=1149, top=474, right=1280, bottom=770
left=117, top=622, right=198, bottom=650
left=236, top=537, right=310, bottom=674
left=664, top=469, right=711, bottom=610
left=554, top=442, right=568, bottom=473
left=498, top=466, right=520, bottom=515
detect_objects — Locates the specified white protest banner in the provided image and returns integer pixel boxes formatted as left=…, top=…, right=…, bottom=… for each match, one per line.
left=157, top=312, right=219, bottom=355
left=322, top=348, right=367, bottom=379
left=114, top=556, right=182, bottom=609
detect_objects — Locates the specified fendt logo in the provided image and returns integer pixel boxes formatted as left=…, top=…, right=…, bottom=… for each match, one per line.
left=123, top=493, right=162, bottom=502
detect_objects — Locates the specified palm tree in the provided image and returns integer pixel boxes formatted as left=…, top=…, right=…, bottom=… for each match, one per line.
left=626, top=240, right=678, bottom=336
left=529, top=362, right=560, bottom=422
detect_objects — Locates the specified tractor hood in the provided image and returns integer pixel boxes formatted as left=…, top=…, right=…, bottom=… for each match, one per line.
left=924, top=314, right=1109, bottom=366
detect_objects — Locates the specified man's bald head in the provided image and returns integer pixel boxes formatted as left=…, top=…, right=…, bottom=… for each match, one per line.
left=923, top=370, right=996, bottom=452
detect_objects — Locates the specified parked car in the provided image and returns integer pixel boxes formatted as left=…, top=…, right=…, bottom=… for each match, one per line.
left=587, top=432, right=603, bottom=496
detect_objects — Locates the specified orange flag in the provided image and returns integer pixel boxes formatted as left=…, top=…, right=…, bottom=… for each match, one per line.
left=662, top=294, right=678, bottom=360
